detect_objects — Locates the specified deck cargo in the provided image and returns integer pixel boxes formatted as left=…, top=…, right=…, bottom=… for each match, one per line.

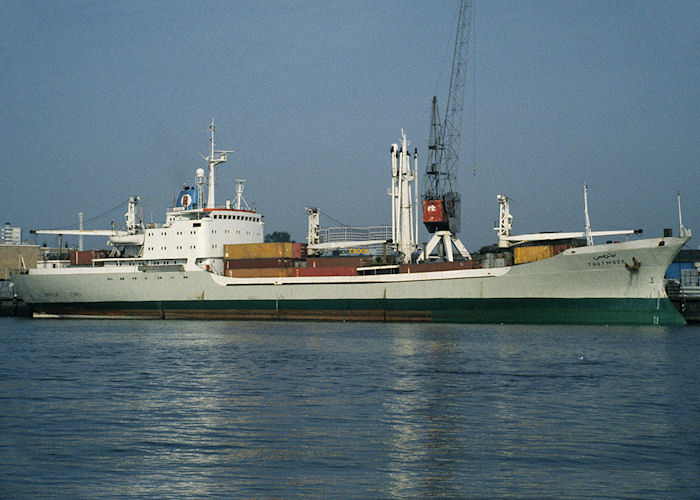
left=399, top=260, right=481, bottom=273
left=514, top=245, right=553, bottom=265
left=225, top=268, right=296, bottom=278
left=224, top=258, right=298, bottom=270
left=552, top=243, right=580, bottom=255
left=294, top=266, right=358, bottom=277
left=224, top=242, right=306, bottom=260
left=307, top=256, right=371, bottom=268
left=70, top=250, right=108, bottom=266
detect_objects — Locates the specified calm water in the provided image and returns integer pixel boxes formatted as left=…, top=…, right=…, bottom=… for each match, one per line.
left=0, top=318, right=698, bottom=498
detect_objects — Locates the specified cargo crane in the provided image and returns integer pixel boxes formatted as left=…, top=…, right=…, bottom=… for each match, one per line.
left=420, top=0, right=472, bottom=262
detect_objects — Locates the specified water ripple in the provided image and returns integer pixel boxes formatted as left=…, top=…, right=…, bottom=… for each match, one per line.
left=0, top=319, right=698, bottom=497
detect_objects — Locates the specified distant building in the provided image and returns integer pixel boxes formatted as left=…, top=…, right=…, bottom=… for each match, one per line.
left=665, top=249, right=700, bottom=281
left=320, top=225, right=392, bottom=255
left=0, top=244, right=41, bottom=280
left=2, top=223, right=21, bottom=245
left=368, top=225, right=392, bottom=243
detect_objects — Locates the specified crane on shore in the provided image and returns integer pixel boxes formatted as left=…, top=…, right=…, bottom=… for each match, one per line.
left=420, top=0, right=472, bottom=262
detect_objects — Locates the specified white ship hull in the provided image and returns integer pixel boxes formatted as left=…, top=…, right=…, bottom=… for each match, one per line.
left=12, top=237, right=688, bottom=325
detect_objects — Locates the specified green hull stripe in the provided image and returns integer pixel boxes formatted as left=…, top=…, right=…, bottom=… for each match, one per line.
left=32, top=297, right=686, bottom=326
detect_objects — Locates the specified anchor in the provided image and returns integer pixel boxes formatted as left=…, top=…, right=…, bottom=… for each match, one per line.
left=625, top=256, right=641, bottom=273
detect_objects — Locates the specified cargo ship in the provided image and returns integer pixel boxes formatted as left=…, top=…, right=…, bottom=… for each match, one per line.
left=12, top=125, right=691, bottom=325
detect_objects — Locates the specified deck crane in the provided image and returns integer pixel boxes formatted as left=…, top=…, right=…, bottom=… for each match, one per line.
left=420, top=0, right=472, bottom=262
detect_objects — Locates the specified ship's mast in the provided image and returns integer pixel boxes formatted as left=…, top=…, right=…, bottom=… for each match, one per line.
left=677, top=191, right=691, bottom=237
left=195, top=168, right=206, bottom=208
left=584, top=184, right=593, bottom=246
left=306, top=207, right=320, bottom=248
left=495, top=194, right=513, bottom=248
left=234, top=179, right=248, bottom=210
left=205, top=119, right=233, bottom=208
left=390, top=131, right=419, bottom=263
left=125, top=196, right=141, bottom=234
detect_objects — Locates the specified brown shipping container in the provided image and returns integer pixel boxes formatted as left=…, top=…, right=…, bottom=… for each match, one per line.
left=514, top=245, right=553, bottom=265
left=70, top=250, right=99, bottom=266
left=399, top=260, right=482, bottom=273
left=422, top=199, right=448, bottom=223
left=293, top=243, right=308, bottom=260
left=552, top=243, right=577, bottom=256
left=307, top=256, right=369, bottom=268
left=294, top=266, right=358, bottom=277
left=224, top=258, right=297, bottom=270
left=224, top=242, right=306, bottom=260
left=225, top=268, right=296, bottom=278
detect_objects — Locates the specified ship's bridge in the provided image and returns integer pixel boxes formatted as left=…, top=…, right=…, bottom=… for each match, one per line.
left=143, top=206, right=264, bottom=263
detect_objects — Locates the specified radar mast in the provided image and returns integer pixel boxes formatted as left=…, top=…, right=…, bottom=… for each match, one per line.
left=205, top=119, right=234, bottom=208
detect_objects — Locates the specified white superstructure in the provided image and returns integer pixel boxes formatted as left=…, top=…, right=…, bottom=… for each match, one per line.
left=34, top=123, right=264, bottom=275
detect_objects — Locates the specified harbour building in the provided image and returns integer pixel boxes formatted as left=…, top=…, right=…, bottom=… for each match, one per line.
left=2, top=223, right=21, bottom=245
left=320, top=225, right=392, bottom=255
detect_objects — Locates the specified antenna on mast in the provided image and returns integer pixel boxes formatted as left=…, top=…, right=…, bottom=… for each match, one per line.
left=204, top=119, right=234, bottom=209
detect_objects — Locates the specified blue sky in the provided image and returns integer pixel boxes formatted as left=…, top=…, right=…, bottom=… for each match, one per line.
left=2, top=0, right=698, bottom=250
